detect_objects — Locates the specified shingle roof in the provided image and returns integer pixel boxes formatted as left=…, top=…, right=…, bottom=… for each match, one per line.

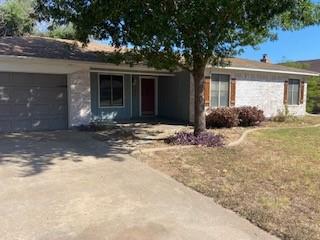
left=0, top=36, right=318, bottom=76
left=294, top=59, right=320, bottom=73
left=226, top=58, right=318, bottom=76
left=0, top=36, right=117, bottom=62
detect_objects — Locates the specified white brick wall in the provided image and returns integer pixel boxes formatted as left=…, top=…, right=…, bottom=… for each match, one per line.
left=68, top=70, right=91, bottom=127
left=231, top=71, right=307, bottom=118
left=189, top=69, right=308, bottom=122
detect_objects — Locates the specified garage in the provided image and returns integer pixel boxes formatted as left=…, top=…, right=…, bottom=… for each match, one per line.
left=0, top=72, right=68, bottom=132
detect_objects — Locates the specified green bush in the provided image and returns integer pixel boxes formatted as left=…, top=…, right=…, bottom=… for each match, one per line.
left=47, top=23, right=77, bottom=40
left=0, top=0, right=35, bottom=37
left=307, top=77, right=320, bottom=114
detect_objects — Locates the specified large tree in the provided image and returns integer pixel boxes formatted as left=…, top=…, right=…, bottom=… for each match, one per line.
left=0, top=0, right=35, bottom=37
left=36, top=0, right=319, bottom=134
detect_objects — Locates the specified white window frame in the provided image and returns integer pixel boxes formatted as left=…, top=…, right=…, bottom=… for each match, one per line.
left=211, top=74, right=230, bottom=108
left=98, top=73, right=125, bottom=108
left=288, top=79, right=300, bottom=106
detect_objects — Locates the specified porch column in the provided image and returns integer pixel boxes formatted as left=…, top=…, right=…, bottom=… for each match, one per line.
left=68, top=70, right=91, bottom=127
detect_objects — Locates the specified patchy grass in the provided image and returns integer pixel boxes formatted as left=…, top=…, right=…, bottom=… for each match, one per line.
left=137, top=126, right=320, bottom=240
left=208, top=127, right=249, bottom=145
left=265, top=115, right=320, bottom=128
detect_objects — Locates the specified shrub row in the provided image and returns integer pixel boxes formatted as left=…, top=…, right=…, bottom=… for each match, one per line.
left=165, top=131, right=224, bottom=147
left=206, top=106, right=265, bottom=128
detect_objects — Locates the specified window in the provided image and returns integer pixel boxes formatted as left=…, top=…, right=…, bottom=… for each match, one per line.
left=99, top=74, right=124, bottom=107
left=288, top=79, right=300, bottom=105
left=211, top=74, right=230, bottom=107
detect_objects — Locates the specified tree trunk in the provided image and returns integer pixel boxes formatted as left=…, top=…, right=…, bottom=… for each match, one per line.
left=193, top=66, right=206, bottom=135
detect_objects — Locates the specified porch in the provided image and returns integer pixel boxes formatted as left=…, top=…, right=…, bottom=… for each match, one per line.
left=89, top=71, right=191, bottom=124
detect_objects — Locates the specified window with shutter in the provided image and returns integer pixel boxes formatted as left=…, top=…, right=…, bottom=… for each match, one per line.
left=204, top=77, right=211, bottom=107
left=288, top=79, right=300, bottom=105
left=300, top=80, right=305, bottom=104
left=230, top=78, right=236, bottom=107
left=284, top=80, right=289, bottom=104
left=211, top=74, right=230, bottom=107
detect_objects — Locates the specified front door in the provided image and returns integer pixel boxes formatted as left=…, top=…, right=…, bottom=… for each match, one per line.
left=141, top=78, right=155, bottom=116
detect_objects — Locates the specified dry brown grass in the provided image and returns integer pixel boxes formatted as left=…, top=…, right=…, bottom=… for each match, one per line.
left=137, top=124, right=320, bottom=240
left=265, top=115, right=320, bottom=128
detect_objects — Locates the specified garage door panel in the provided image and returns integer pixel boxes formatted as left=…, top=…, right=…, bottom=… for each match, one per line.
left=31, top=119, right=51, bottom=130
left=11, top=104, right=33, bottom=119
left=0, top=73, right=68, bottom=132
left=13, top=89, right=33, bottom=104
left=50, top=105, right=67, bottom=116
left=0, top=86, right=12, bottom=104
left=12, top=73, right=67, bottom=87
left=12, top=119, right=32, bottom=132
left=47, top=89, right=67, bottom=102
left=0, top=120, right=11, bottom=132
left=0, top=72, right=11, bottom=85
left=30, top=104, right=51, bottom=117
left=0, top=105, right=12, bottom=116
left=48, top=118, right=67, bottom=130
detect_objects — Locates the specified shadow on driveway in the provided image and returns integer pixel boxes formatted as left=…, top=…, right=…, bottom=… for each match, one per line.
left=0, top=130, right=133, bottom=177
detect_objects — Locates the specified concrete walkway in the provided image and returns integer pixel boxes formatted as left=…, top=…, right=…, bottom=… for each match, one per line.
left=0, top=131, right=278, bottom=240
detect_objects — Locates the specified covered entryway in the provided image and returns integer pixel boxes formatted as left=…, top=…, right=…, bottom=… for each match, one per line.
left=0, top=72, right=68, bottom=132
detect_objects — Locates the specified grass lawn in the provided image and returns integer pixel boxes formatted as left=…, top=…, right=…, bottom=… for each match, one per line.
left=265, top=115, right=320, bottom=128
left=137, top=120, right=320, bottom=240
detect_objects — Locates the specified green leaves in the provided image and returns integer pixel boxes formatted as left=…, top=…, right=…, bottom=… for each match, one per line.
left=35, top=0, right=320, bottom=71
left=307, top=76, right=320, bottom=113
left=0, top=0, right=35, bottom=37
left=273, top=1, right=318, bottom=30
left=46, top=23, right=77, bottom=39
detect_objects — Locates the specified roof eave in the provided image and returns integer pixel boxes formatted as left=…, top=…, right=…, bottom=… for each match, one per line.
left=0, top=54, right=175, bottom=75
left=213, top=66, right=319, bottom=77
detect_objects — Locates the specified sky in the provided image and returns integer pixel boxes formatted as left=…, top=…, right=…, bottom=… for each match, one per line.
left=240, top=0, right=320, bottom=63
left=239, top=25, right=320, bottom=63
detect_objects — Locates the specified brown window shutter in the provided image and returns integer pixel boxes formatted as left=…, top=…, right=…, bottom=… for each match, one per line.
left=300, top=80, right=305, bottom=104
left=204, top=76, right=211, bottom=107
left=230, top=78, right=236, bottom=107
left=284, top=80, right=289, bottom=104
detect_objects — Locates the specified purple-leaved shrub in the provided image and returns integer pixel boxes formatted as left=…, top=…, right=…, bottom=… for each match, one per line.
left=206, top=107, right=265, bottom=128
left=165, top=132, right=224, bottom=147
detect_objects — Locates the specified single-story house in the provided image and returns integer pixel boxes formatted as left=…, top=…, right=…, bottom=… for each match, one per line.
left=0, top=36, right=318, bottom=132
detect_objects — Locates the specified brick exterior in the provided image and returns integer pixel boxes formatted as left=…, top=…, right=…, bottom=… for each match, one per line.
left=189, top=69, right=308, bottom=122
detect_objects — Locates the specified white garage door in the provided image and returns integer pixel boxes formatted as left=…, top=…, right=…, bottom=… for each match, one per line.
left=0, top=72, right=68, bottom=132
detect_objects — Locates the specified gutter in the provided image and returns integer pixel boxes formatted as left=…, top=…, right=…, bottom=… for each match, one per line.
left=218, top=66, right=319, bottom=77
left=0, top=54, right=175, bottom=75
left=0, top=54, right=317, bottom=77
left=90, top=68, right=175, bottom=76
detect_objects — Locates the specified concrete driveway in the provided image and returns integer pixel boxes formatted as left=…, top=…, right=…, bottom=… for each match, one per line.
left=0, top=131, right=278, bottom=240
